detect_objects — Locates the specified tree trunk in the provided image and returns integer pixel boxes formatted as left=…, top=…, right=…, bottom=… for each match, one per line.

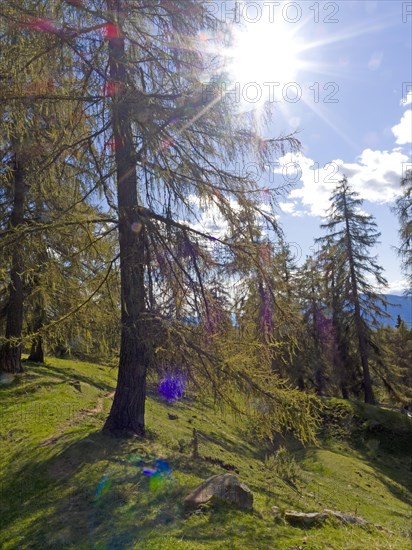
left=334, top=334, right=349, bottom=400
left=27, top=302, right=45, bottom=363
left=330, top=267, right=349, bottom=400
left=353, top=302, right=375, bottom=404
left=312, top=307, right=324, bottom=396
left=103, top=1, right=149, bottom=437
left=28, top=335, right=44, bottom=363
left=0, top=156, right=25, bottom=374
left=343, top=196, right=375, bottom=404
left=340, top=384, right=349, bottom=400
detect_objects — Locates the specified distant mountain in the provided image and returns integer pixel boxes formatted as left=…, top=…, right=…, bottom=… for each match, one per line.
left=184, top=295, right=411, bottom=329
left=378, top=294, right=412, bottom=328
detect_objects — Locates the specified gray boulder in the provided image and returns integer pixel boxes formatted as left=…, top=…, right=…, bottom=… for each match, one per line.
left=285, top=508, right=381, bottom=528
left=184, top=473, right=253, bottom=511
left=285, top=511, right=328, bottom=526
left=0, top=373, right=15, bottom=386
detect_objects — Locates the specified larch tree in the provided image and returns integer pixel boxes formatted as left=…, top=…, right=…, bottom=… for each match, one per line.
left=373, top=322, right=412, bottom=404
left=94, top=0, right=304, bottom=437
left=0, top=143, right=26, bottom=373
left=316, top=177, right=388, bottom=404
left=316, top=238, right=354, bottom=399
left=394, top=169, right=412, bottom=295
left=0, top=0, right=115, bottom=370
left=2, top=1, right=322, bottom=441
left=0, top=9, right=55, bottom=373
left=296, top=255, right=331, bottom=395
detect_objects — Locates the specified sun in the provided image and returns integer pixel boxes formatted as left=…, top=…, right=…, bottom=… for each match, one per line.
left=227, top=18, right=304, bottom=104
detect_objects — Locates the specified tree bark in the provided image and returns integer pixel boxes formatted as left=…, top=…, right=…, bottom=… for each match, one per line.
left=28, top=336, right=44, bottom=363
left=343, top=195, right=375, bottom=404
left=312, top=305, right=324, bottom=396
left=331, top=269, right=350, bottom=400
left=27, top=301, right=45, bottom=363
left=103, top=0, right=149, bottom=436
left=0, top=156, right=25, bottom=374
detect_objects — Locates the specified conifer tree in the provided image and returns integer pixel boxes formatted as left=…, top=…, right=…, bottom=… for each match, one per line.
left=97, top=0, right=301, bottom=436
left=0, top=0, right=115, bottom=371
left=372, top=322, right=412, bottom=403
left=316, top=177, right=388, bottom=404
left=1, top=1, right=319, bottom=440
left=297, top=255, right=330, bottom=394
left=394, top=169, right=412, bottom=294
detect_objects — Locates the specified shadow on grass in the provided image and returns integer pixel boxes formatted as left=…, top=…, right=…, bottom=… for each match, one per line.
left=176, top=504, right=275, bottom=549
left=347, top=408, right=412, bottom=508
left=1, top=428, right=251, bottom=549
left=31, top=363, right=115, bottom=393
left=299, top=429, right=412, bottom=511
left=0, top=363, right=115, bottom=408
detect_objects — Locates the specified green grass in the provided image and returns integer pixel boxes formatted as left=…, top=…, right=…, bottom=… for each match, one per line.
left=1, top=357, right=411, bottom=549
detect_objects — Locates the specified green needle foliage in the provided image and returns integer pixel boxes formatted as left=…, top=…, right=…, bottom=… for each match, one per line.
left=0, top=1, right=321, bottom=443
left=316, top=177, right=389, bottom=404
left=394, top=169, right=412, bottom=295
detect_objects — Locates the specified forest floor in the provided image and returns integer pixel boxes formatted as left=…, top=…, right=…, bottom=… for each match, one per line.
left=0, top=357, right=411, bottom=549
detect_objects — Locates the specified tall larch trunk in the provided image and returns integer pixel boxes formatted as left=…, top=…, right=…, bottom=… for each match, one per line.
left=0, top=156, right=25, bottom=373
left=103, top=0, right=149, bottom=436
left=343, top=194, right=375, bottom=404
left=27, top=337, right=44, bottom=363
left=330, top=263, right=349, bottom=399
left=311, top=287, right=324, bottom=396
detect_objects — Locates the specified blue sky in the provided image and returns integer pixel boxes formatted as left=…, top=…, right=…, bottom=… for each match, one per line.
left=215, top=0, right=412, bottom=293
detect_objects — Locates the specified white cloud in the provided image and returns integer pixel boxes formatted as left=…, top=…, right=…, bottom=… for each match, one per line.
left=400, top=90, right=412, bottom=106
left=379, top=279, right=410, bottom=295
left=182, top=194, right=229, bottom=238
left=279, top=201, right=298, bottom=215
left=339, top=149, right=409, bottom=202
left=368, top=51, right=383, bottom=71
left=279, top=201, right=306, bottom=218
left=183, top=195, right=277, bottom=239
left=391, top=110, right=412, bottom=144
left=272, top=148, right=409, bottom=217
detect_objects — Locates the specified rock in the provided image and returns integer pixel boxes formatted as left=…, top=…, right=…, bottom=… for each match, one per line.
left=168, top=413, right=178, bottom=420
left=285, top=508, right=380, bottom=529
left=323, top=509, right=369, bottom=525
left=184, top=474, right=253, bottom=511
left=285, top=511, right=328, bottom=526
left=0, top=373, right=15, bottom=386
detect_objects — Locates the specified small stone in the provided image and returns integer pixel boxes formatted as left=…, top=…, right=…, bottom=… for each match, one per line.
left=0, top=373, right=15, bottom=386
left=168, top=413, right=178, bottom=420
left=184, top=474, right=253, bottom=511
left=285, top=510, right=328, bottom=526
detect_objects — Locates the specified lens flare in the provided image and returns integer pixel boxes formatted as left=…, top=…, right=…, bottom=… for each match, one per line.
left=158, top=374, right=186, bottom=402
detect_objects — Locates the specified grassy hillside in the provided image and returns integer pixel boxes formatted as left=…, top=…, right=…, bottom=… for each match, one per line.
left=0, top=358, right=411, bottom=549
